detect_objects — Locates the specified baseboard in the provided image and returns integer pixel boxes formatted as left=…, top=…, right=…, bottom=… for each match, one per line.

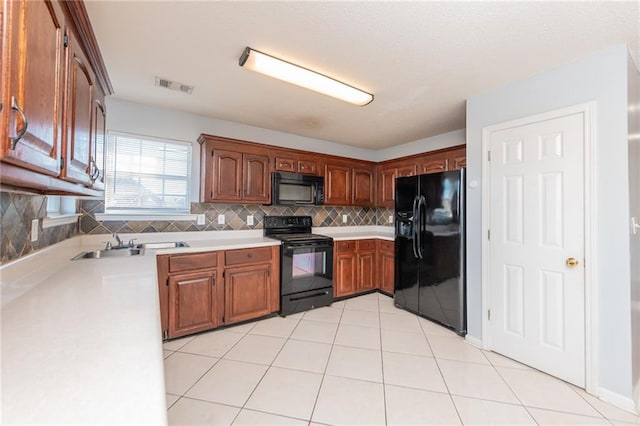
left=465, top=335, right=482, bottom=348
left=598, top=387, right=639, bottom=414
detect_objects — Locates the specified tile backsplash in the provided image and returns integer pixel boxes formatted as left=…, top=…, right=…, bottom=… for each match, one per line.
left=80, top=200, right=394, bottom=234
left=1, top=191, right=79, bottom=264
left=0, top=191, right=394, bottom=265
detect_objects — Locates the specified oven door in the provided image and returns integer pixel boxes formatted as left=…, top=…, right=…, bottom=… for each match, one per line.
left=281, top=241, right=333, bottom=295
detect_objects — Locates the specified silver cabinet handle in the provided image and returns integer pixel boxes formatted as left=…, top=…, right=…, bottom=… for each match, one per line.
left=9, top=96, right=28, bottom=149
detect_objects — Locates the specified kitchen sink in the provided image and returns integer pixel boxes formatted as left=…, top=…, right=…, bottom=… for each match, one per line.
left=134, top=242, right=189, bottom=249
left=72, top=248, right=144, bottom=260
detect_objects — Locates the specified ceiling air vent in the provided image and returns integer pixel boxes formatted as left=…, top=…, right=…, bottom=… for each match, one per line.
left=154, top=76, right=194, bottom=94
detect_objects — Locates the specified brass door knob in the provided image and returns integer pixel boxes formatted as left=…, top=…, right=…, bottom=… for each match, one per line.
left=566, top=257, right=579, bottom=268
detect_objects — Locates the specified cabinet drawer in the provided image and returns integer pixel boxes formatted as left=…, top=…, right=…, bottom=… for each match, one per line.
left=379, top=240, right=394, bottom=252
left=335, top=240, right=356, bottom=253
left=169, top=252, right=218, bottom=273
left=225, top=246, right=272, bottom=265
left=275, top=156, right=296, bottom=172
left=297, top=159, right=318, bottom=175
left=357, top=239, right=376, bottom=250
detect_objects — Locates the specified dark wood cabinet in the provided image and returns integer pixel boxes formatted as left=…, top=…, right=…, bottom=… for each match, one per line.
left=1, top=0, right=65, bottom=176
left=157, top=245, right=279, bottom=340
left=0, top=0, right=111, bottom=196
left=274, top=154, right=319, bottom=176
left=376, top=145, right=466, bottom=207
left=168, top=270, right=219, bottom=338
left=62, top=28, right=94, bottom=186
left=324, top=162, right=351, bottom=205
left=377, top=240, right=395, bottom=294
left=242, top=153, right=270, bottom=202
left=325, top=160, right=376, bottom=207
left=334, top=241, right=357, bottom=297
left=200, top=136, right=271, bottom=203
left=356, top=239, right=376, bottom=292
left=224, top=264, right=272, bottom=324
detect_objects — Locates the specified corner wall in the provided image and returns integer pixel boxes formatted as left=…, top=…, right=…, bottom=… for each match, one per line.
left=466, top=45, right=632, bottom=401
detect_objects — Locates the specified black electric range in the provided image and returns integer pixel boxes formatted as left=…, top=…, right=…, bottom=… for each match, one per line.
left=264, top=216, right=334, bottom=316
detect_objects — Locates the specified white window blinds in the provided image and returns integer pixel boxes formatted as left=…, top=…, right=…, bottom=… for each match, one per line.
left=105, top=133, right=192, bottom=214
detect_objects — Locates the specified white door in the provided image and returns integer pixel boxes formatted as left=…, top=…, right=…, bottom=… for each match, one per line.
left=488, top=111, right=585, bottom=387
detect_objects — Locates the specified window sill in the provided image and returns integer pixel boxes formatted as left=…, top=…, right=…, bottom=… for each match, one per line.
left=94, top=213, right=199, bottom=222
left=42, top=213, right=82, bottom=229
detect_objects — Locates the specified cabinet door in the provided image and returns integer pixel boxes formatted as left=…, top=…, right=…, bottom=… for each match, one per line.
left=352, top=166, right=375, bottom=206
left=378, top=241, right=395, bottom=294
left=324, top=162, right=351, bottom=205
left=334, top=252, right=356, bottom=297
left=90, top=95, right=106, bottom=190
left=397, top=164, right=417, bottom=177
left=297, top=156, right=319, bottom=175
left=356, top=250, right=376, bottom=292
left=1, top=0, right=64, bottom=176
left=447, top=147, right=466, bottom=170
left=420, top=153, right=448, bottom=175
left=63, top=30, right=94, bottom=185
left=224, top=263, right=272, bottom=324
left=243, top=153, right=270, bottom=202
left=377, top=166, right=396, bottom=207
left=274, top=155, right=296, bottom=172
left=168, top=270, right=218, bottom=338
left=210, top=149, right=243, bottom=201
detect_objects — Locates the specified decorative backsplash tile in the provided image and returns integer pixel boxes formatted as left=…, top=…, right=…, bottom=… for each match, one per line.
left=79, top=201, right=392, bottom=234
left=0, top=191, right=79, bottom=264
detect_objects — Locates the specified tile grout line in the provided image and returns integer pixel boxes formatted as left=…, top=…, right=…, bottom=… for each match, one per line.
left=378, top=293, right=389, bottom=426
left=308, top=299, right=346, bottom=424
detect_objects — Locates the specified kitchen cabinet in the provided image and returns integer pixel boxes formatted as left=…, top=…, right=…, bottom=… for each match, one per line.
left=334, top=241, right=357, bottom=297
left=376, top=145, right=466, bottom=207
left=334, top=239, right=377, bottom=297
left=90, top=93, right=106, bottom=189
left=0, top=0, right=112, bottom=196
left=274, top=153, right=319, bottom=176
left=377, top=239, right=395, bottom=294
left=356, top=239, right=376, bottom=292
left=200, top=136, right=271, bottom=203
left=157, top=245, right=279, bottom=339
left=324, top=160, right=376, bottom=206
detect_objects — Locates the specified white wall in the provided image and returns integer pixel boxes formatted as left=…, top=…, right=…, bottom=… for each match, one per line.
left=628, top=55, right=640, bottom=411
left=374, top=129, right=466, bottom=162
left=466, top=45, right=633, bottom=402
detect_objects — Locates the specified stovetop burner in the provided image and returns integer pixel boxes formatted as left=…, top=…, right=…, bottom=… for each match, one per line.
left=263, top=216, right=331, bottom=243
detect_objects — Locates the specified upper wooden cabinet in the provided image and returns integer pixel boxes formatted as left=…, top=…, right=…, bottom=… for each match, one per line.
left=324, top=159, right=376, bottom=206
left=0, top=0, right=112, bottom=196
left=376, top=145, right=466, bottom=207
left=274, top=153, right=319, bottom=176
left=200, top=136, right=271, bottom=203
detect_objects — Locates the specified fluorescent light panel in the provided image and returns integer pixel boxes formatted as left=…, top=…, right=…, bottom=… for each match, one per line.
left=239, top=47, right=373, bottom=106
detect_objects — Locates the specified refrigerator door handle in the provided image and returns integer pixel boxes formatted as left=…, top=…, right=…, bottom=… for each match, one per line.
left=417, top=195, right=427, bottom=259
left=411, top=196, right=419, bottom=259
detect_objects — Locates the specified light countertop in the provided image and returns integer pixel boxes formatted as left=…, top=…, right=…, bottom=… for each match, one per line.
left=0, top=226, right=393, bottom=424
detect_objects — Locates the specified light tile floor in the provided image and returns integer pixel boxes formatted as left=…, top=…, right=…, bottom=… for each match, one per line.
left=164, top=293, right=640, bottom=425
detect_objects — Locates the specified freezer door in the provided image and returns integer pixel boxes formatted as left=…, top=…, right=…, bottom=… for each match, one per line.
left=394, top=176, right=420, bottom=313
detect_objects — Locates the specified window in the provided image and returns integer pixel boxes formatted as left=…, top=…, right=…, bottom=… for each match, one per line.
left=104, top=133, right=192, bottom=215
left=43, top=196, right=79, bottom=228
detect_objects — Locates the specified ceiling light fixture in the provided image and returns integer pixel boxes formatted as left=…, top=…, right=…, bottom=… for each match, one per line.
left=239, top=47, right=373, bottom=106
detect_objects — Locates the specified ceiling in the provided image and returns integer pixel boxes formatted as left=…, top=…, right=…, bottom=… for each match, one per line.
left=84, top=1, right=639, bottom=149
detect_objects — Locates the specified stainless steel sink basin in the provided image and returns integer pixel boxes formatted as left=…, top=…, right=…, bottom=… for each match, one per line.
left=72, top=248, right=144, bottom=260
left=134, top=242, right=189, bottom=249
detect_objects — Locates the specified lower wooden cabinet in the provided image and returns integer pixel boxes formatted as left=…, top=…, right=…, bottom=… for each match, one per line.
left=157, top=246, right=279, bottom=339
left=334, top=239, right=379, bottom=298
left=168, top=270, right=219, bottom=338
left=224, top=263, right=272, bottom=325
left=356, top=240, right=376, bottom=292
left=335, top=252, right=356, bottom=297
left=377, top=240, right=395, bottom=294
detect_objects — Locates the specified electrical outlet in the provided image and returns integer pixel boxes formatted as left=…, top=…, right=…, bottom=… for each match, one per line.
left=246, top=215, right=254, bottom=226
left=217, top=214, right=225, bottom=225
left=30, top=219, right=39, bottom=242
left=196, top=214, right=205, bottom=225
left=342, top=214, right=348, bottom=223
left=388, top=215, right=393, bottom=224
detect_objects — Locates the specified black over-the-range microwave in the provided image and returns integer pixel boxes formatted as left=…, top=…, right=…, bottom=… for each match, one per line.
left=271, top=172, right=324, bottom=205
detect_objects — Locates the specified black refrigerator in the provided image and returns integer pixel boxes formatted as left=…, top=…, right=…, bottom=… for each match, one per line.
left=394, top=169, right=466, bottom=335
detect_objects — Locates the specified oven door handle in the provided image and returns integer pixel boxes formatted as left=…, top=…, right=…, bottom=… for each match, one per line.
left=284, top=243, right=333, bottom=251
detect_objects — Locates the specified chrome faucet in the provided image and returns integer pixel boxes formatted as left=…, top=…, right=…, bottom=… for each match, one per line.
left=113, top=233, right=123, bottom=247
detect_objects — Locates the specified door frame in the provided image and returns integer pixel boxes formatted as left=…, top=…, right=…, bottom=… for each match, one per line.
left=480, top=102, right=597, bottom=394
